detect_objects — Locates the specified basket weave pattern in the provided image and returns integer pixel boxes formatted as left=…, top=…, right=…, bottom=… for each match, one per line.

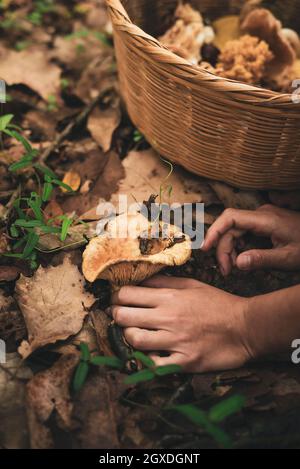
left=106, top=0, right=300, bottom=189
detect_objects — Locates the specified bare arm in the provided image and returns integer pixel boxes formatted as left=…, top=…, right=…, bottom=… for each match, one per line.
left=246, top=285, right=300, bottom=357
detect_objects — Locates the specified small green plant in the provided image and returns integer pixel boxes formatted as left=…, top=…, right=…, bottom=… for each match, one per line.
left=133, top=129, right=144, bottom=143
left=65, top=28, right=112, bottom=47
left=173, top=395, right=245, bottom=449
left=27, top=0, right=56, bottom=25
left=46, top=94, right=58, bottom=112
left=124, top=351, right=181, bottom=385
left=15, top=40, right=31, bottom=52
left=73, top=342, right=123, bottom=393
left=0, top=114, right=75, bottom=268
left=60, top=78, right=70, bottom=90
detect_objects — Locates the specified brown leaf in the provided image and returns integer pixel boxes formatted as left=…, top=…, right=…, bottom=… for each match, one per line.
left=0, top=47, right=61, bottom=101
left=273, top=378, right=300, bottom=397
left=0, top=265, right=22, bottom=282
left=43, top=200, right=64, bottom=222
left=37, top=222, right=97, bottom=252
left=87, top=102, right=121, bottom=152
left=26, top=353, right=79, bottom=449
left=72, top=370, right=127, bottom=449
left=16, top=256, right=95, bottom=358
left=111, top=149, right=217, bottom=207
left=24, top=110, right=57, bottom=141
left=90, top=310, right=112, bottom=356
left=209, top=181, right=265, bottom=210
left=0, top=353, right=32, bottom=449
left=0, top=291, right=26, bottom=348
left=61, top=151, right=124, bottom=216
left=51, top=34, right=110, bottom=77
left=75, top=54, right=116, bottom=103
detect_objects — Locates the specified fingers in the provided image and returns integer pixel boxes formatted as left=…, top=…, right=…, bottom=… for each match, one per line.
left=124, top=327, right=175, bottom=351
left=142, top=275, right=201, bottom=289
left=236, top=246, right=298, bottom=271
left=148, top=352, right=186, bottom=368
left=109, top=305, right=166, bottom=329
left=216, top=229, right=244, bottom=276
left=111, top=285, right=167, bottom=308
left=202, top=207, right=276, bottom=252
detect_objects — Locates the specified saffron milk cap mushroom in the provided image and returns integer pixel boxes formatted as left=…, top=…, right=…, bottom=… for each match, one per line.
left=82, top=213, right=192, bottom=287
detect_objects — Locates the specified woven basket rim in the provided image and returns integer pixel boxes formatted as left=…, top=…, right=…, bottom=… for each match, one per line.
left=106, top=0, right=300, bottom=110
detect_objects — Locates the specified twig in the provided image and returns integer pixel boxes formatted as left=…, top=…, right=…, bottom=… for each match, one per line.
left=39, top=86, right=114, bottom=164
left=1, top=184, right=21, bottom=221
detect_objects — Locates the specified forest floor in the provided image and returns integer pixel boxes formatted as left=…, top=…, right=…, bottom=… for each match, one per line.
left=1, top=0, right=300, bottom=449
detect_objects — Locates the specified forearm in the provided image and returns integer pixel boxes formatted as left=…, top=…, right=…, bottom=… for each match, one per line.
left=245, top=285, right=300, bottom=357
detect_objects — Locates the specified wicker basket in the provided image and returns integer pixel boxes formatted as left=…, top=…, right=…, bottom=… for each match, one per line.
left=106, top=0, right=300, bottom=190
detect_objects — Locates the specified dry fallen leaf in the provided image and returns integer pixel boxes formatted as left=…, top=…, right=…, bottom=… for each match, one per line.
left=75, top=54, right=116, bottom=104
left=87, top=102, right=121, bottom=153
left=0, top=290, right=26, bottom=346
left=209, top=181, right=265, bottom=210
left=0, top=47, right=61, bottom=101
left=37, top=222, right=97, bottom=252
left=72, top=370, right=126, bottom=449
left=90, top=310, right=112, bottom=356
left=61, top=151, right=124, bottom=216
left=26, top=353, right=79, bottom=449
left=16, top=256, right=95, bottom=358
left=110, top=149, right=218, bottom=208
left=0, top=353, right=32, bottom=449
left=61, top=170, right=81, bottom=192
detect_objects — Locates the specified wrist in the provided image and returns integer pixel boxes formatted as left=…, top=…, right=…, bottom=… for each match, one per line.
left=237, top=296, right=260, bottom=361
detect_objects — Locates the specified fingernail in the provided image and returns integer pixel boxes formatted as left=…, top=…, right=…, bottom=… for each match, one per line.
left=200, top=239, right=205, bottom=249
left=238, top=254, right=251, bottom=270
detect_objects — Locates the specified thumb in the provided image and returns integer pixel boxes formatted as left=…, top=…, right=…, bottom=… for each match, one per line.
left=236, top=247, right=296, bottom=271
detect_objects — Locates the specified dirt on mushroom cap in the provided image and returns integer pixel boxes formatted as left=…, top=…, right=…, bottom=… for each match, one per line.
left=82, top=213, right=192, bottom=286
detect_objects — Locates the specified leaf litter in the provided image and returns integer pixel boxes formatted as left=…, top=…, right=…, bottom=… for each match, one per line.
left=0, top=0, right=300, bottom=450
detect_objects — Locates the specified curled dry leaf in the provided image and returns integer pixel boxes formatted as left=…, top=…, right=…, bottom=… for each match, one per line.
left=16, top=256, right=95, bottom=358
left=87, top=102, right=121, bottom=153
left=61, top=170, right=81, bottom=192
left=26, top=353, right=79, bottom=449
left=0, top=47, right=61, bottom=101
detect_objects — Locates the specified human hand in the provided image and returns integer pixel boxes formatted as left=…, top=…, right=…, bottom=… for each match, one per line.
left=109, top=276, right=252, bottom=373
left=202, top=204, right=300, bottom=275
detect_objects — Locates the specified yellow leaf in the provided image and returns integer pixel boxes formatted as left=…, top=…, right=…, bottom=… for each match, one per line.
left=61, top=170, right=81, bottom=192
left=212, top=15, right=241, bottom=51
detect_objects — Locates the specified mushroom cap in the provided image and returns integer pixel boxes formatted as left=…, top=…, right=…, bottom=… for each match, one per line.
left=82, top=213, right=192, bottom=286
left=241, top=8, right=296, bottom=76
